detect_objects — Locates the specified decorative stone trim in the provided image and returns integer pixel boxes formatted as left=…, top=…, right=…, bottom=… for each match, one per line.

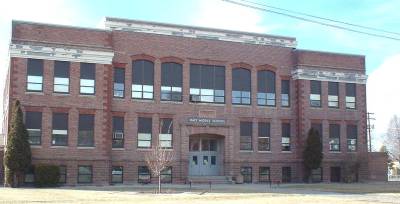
left=292, top=68, right=367, bottom=84
left=9, top=43, right=114, bottom=64
left=105, top=18, right=297, bottom=48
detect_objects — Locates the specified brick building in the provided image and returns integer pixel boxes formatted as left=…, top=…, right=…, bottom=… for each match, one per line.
left=3, top=17, right=387, bottom=185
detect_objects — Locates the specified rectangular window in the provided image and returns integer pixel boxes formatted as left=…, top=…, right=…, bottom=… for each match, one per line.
left=27, top=59, right=43, bottom=92
left=113, top=68, right=125, bottom=98
left=54, top=61, right=70, bottom=93
left=138, top=166, right=151, bottom=183
left=78, top=165, right=92, bottom=183
left=311, top=123, right=323, bottom=150
left=329, top=124, right=340, bottom=151
left=241, top=167, right=252, bottom=183
left=259, top=167, right=271, bottom=183
left=111, top=166, right=123, bottom=183
left=138, top=117, right=152, bottom=148
left=240, top=122, right=252, bottom=151
left=78, top=114, right=94, bottom=147
left=233, top=68, right=251, bottom=105
left=282, top=167, right=291, bottom=183
left=112, top=116, right=124, bottom=148
left=257, top=70, right=276, bottom=106
left=190, top=64, right=225, bottom=103
left=347, top=124, right=357, bottom=152
left=258, top=122, right=270, bottom=151
left=328, top=82, right=339, bottom=108
left=25, top=111, right=42, bottom=145
left=161, top=167, right=172, bottom=183
left=132, top=60, right=154, bottom=99
left=52, top=113, right=68, bottom=146
left=281, top=80, right=290, bottom=107
left=59, top=165, right=67, bottom=184
left=159, top=118, right=173, bottom=149
left=161, top=63, right=182, bottom=101
left=281, top=123, right=291, bottom=151
left=80, top=63, right=95, bottom=95
left=346, top=83, right=356, bottom=109
left=310, top=80, right=321, bottom=107
left=311, top=167, right=322, bottom=183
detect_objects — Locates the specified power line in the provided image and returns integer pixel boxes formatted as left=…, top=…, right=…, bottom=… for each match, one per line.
left=239, top=0, right=400, bottom=36
left=222, top=0, right=400, bottom=41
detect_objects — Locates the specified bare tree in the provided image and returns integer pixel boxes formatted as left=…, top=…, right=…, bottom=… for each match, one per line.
left=145, top=145, right=174, bottom=193
left=383, top=115, right=400, bottom=161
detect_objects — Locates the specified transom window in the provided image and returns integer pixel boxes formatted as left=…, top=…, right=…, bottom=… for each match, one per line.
left=138, top=117, right=152, bottom=148
left=78, top=114, right=94, bottom=147
left=52, top=112, right=68, bottom=146
left=310, top=80, right=321, bottom=107
left=329, top=124, right=340, bottom=151
left=112, top=116, right=124, bottom=148
left=159, top=118, right=173, bottom=148
left=113, top=68, right=125, bottom=98
left=232, top=68, right=251, bottom=105
left=258, top=122, right=270, bottom=151
left=281, top=123, right=291, bottom=151
left=132, top=60, right=154, bottom=99
left=25, top=111, right=42, bottom=145
left=240, top=122, right=252, bottom=151
left=257, top=70, right=276, bottom=106
left=27, top=58, right=43, bottom=92
left=190, top=64, right=225, bottom=103
left=281, top=80, right=290, bottom=107
left=161, top=62, right=182, bottom=101
left=80, top=63, right=95, bottom=95
left=54, top=61, right=70, bottom=93
left=346, top=83, right=356, bottom=109
left=328, top=82, right=339, bottom=108
left=347, top=124, right=357, bottom=152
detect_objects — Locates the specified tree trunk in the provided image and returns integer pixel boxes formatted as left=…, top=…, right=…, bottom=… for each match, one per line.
left=158, top=175, right=161, bottom=194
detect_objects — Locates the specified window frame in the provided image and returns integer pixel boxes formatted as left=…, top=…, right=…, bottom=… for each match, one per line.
left=310, top=80, right=322, bottom=107
left=137, top=117, right=152, bottom=149
left=240, top=122, right=253, bottom=151
left=346, top=83, right=356, bottom=109
left=159, top=118, right=173, bottom=149
left=79, top=63, right=96, bottom=95
left=59, top=165, right=67, bottom=184
left=51, top=112, right=68, bottom=146
left=328, top=82, right=339, bottom=108
left=161, top=62, right=183, bottom=102
left=26, top=59, right=43, bottom=92
left=329, top=124, right=341, bottom=152
left=138, top=166, right=151, bottom=184
left=113, top=68, right=125, bottom=98
left=25, top=111, right=42, bottom=146
left=189, top=64, right=225, bottom=104
left=259, top=167, right=271, bottom=183
left=258, top=122, right=270, bottom=152
left=112, top=116, right=124, bottom=148
left=257, top=70, right=276, bottom=107
left=347, top=124, right=357, bottom=152
left=241, top=166, right=252, bottom=183
left=281, top=79, right=290, bottom=107
left=281, top=123, right=291, bottom=152
left=160, top=166, right=172, bottom=183
left=78, top=165, right=93, bottom=184
left=53, top=61, right=70, bottom=94
left=78, top=114, right=95, bottom=147
left=282, top=167, right=292, bottom=183
left=111, top=166, right=123, bottom=184
left=232, top=68, right=251, bottom=105
left=132, top=60, right=154, bottom=100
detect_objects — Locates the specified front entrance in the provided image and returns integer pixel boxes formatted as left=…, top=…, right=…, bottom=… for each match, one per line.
left=188, top=135, right=223, bottom=176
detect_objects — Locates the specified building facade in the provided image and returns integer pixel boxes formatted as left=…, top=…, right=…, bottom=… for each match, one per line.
left=3, top=17, right=386, bottom=185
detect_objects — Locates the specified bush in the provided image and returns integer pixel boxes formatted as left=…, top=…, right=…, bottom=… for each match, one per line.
left=34, top=165, right=60, bottom=187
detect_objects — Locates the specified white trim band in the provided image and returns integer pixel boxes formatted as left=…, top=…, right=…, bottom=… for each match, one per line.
left=292, top=68, right=367, bottom=84
left=9, top=43, right=114, bottom=64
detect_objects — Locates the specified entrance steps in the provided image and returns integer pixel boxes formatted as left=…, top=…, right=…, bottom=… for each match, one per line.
left=188, top=176, right=233, bottom=184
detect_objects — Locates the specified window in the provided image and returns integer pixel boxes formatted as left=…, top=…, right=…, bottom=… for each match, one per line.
left=311, top=123, right=323, bottom=150
left=138, top=166, right=151, bottom=183
left=161, top=62, right=182, bottom=101
left=80, top=63, right=95, bottom=95
left=281, top=123, right=291, bottom=151
left=232, top=68, right=251, bottom=105
left=138, top=117, right=152, bottom=148
left=310, top=80, right=321, bottom=107
left=24, top=166, right=35, bottom=183
left=329, top=124, right=340, bottom=151
left=347, top=124, right=357, bottom=152
left=161, top=167, right=172, bottom=183
left=59, top=165, right=67, bottom=184
left=282, top=167, right=291, bottom=183
left=240, top=122, right=252, bottom=151
left=52, top=113, right=68, bottom=146
left=346, top=83, right=356, bottom=109
left=328, top=82, right=339, bottom=108
left=78, top=165, right=92, bottom=183
left=159, top=118, right=173, bottom=148
left=241, top=167, right=252, bottom=183
left=132, top=60, right=154, bottom=99
left=78, top=114, right=94, bottom=147
left=259, top=167, right=270, bottom=183
left=190, top=64, right=225, bottom=103
left=258, top=122, right=270, bottom=151
left=54, top=61, right=70, bottom=93
left=111, top=166, right=123, bottom=183
left=25, top=111, right=42, bottom=145
left=27, top=59, right=43, bottom=92
left=113, top=68, right=125, bottom=98
left=311, top=167, right=322, bottom=183
left=281, top=80, right=290, bottom=107
left=112, top=116, right=124, bottom=148
left=257, top=70, right=276, bottom=106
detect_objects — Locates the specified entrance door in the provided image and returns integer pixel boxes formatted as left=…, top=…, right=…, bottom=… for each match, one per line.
left=189, top=137, right=220, bottom=176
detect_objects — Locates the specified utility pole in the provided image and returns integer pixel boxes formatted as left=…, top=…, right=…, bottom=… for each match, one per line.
left=367, top=112, right=375, bottom=152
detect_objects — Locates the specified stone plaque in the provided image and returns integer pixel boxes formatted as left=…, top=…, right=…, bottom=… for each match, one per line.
left=186, top=117, right=226, bottom=126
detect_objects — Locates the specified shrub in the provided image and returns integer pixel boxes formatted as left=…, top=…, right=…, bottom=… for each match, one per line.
left=34, top=165, right=60, bottom=187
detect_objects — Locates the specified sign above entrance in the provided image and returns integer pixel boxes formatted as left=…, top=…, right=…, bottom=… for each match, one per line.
left=186, top=117, right=226, bottom=126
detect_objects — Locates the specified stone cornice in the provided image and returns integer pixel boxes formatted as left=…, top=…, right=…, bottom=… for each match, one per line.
left=9, top=43, right=114, bottom=64
left=292, top=67, right=367, bottom=84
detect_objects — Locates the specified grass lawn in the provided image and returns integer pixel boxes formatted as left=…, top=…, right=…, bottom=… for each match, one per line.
left=0, top=183, right=399, bottom=204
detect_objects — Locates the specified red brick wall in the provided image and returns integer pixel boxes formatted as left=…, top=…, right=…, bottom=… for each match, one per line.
left=368, top=152, right=388, bottom=181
